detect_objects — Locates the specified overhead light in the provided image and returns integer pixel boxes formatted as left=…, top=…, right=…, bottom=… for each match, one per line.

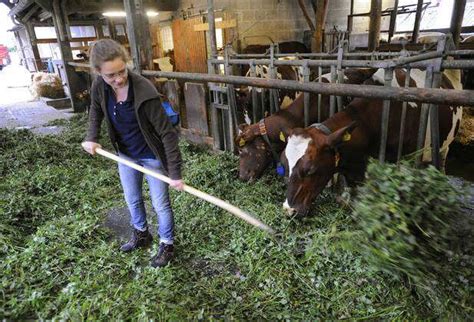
left=102, top=11, right=159, bottom=17
left=103, top=11, right=126, bottom=17
left=146, top=11, right=159, bottom=17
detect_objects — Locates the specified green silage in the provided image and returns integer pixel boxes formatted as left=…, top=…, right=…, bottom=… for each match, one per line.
left=0, top=115, right=471, bottom=319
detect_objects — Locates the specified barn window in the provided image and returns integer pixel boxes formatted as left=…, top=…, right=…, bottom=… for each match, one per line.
left=160, top=25, right=174, bottom=53
left=69, top=26, right=96, bottom=38
left=34, top=26, right=56, bottom=39
left=395, top=0, right=455, bottom=31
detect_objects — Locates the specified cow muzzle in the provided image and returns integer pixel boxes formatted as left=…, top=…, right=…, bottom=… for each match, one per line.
left=283, top=199, right=297, bottom=217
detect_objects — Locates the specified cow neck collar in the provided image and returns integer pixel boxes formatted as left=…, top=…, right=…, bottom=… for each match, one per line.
left=309, top=123, right=332, bottom=135
left=258, top=119, right=282, bottom=164
left=309, top=122, right=342, bottom=168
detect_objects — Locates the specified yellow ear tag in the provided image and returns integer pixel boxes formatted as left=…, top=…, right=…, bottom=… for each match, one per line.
left=335, top=153, right=340, bottom=167
left=343, top=132, right=351, bottom=142
left=239, top=138, right=246, bottom=147
left=279, top=131, right=286, bottom=142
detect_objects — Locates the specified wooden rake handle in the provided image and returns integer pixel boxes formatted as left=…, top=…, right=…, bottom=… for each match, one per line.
left=95, top=148, right=275, bottom=235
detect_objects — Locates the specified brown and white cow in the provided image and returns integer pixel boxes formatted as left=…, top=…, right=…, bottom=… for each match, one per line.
left=283, top=68, right=463, bottom=216
left=235, top=69, right=376, bottom=181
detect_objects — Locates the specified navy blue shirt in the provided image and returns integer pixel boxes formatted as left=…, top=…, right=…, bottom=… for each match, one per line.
left=105, top=80, right=155, bottom=159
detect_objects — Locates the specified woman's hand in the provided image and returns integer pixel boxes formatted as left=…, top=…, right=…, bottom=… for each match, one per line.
left=81, top=141, right=102, bottom=155
left=169, top=179, right=184, bottom=191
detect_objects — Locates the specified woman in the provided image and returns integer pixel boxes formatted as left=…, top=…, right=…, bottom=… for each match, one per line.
left=82, top=39, right=183, bottom=268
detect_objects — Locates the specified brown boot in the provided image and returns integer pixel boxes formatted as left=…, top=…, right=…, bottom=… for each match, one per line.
left=120, top=228, right=153, bottom=252
left=150, top=243, right=174, bottom=268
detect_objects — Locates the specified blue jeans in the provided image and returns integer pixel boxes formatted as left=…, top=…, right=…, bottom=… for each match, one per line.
left=117, top=155, right=174, bottom=245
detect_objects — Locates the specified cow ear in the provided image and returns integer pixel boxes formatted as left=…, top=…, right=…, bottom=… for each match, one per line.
left=280, top=127, right=293, bottom=140
left=238, top=123, right=249, bottom=134
left=327, top=121, right=357, bottom=148
left=235, top=123, right=259, bottom=146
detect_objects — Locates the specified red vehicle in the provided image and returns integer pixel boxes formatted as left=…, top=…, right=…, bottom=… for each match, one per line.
left=0, top=44, right=10, bottom=71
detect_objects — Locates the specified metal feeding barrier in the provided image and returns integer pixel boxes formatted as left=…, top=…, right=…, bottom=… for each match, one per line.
left=143, top=34, right=474, bottom=169
left=70, top=34, right=474, bottom=169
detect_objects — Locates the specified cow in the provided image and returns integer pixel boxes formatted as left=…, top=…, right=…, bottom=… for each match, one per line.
left=235, top=91, right=330, bottom=181
left=235, top=69, right=376, bottom=181
left=236, top=41, right=310, bottom=122
left=282, top=68, right=463, bottom=217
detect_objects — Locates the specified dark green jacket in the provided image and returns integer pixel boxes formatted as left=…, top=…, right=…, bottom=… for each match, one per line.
left=85, top=70, right=182, bottom=180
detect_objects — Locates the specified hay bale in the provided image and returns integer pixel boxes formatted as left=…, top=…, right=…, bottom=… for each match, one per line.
left=456, top=112, right=474, bottom=145
left=30, top=72, right=66, bottom=99
left=353, top=161, right=472, bottom=302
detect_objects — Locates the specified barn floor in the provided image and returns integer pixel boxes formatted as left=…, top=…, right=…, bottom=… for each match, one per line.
left=0, top=115, right=471, bottom=319
left=0, top=63, right=73, bottom=135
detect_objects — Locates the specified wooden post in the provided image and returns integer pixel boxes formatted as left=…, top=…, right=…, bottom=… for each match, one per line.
left=123, top=0, right=153, bottom=72
left=207, top=0, right=218, bottom=59
left=298, top=0, right=316, bottom=32
left=51, top=0, right=87, bottom=112
left=411, top=0, right=423, bottom=43
left=450, top=0, right=467, bottom=48
left=347, top=0, right=354, bottom=33
left=368, top=0, right=381, bottom=51
left=94, top=21, right=104, bottom=39
left=313, top=0, right=327, bottom=53
left=388, top=0, right=398, bottom=43
left=107, top=19, right=117, bottom=40
left=24, top=22, right=42, bottom=72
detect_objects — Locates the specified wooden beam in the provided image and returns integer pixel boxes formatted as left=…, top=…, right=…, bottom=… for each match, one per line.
left=368, top=0, right=382, bottom=51
left=388, top=0, right=398, bottom=43
left=347, top=0, right=355, bottom=33
left=207, top=0, right=218, bottom=58
left=51, top=0, right=88, bottom=112
left=34, top=0, right=52, bottom=12
left=411, top=0, right=423, bottom=43
left=193, top=19, right=237, bottom=32
left=450, top=0, right=467, bottom=48
left=312, top=0, right=327, bottom=53
left=297, top=0, right=316, bottom=31
left=124, top=0, right=153, bottom=72
left=36, top=36, right=97, bottom=44
left=24, top=22, right=42, bottom=72
left=21, top=3, right=39, bottom=21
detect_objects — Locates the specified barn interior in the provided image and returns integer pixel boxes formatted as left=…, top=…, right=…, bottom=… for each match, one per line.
left=0, top=1, right=473, bottom=319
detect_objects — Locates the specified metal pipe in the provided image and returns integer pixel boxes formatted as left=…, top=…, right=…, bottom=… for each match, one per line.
left=379, top=68, right=394, bottom=163
left=231, top=49, right=474, bottom=59
left=303, top=60, right=310, bottom=127
left=336, top=42, right=345, bottom=112
left=429, top=72, right=442, bottom=169
left=317, top=66, right=322, bottom=122
left=397, top=67, right=411, bottom=163
left=416, top=66, right=434, bottom=165
left=249, top=61, right=259, bottom=123
left=141, top=70, right=474, bottom=106
left=209, top=58, right=474, bottom=70
left=450, top=0, right=467, bottom=48
left=330, top=65, right=337, bottom=116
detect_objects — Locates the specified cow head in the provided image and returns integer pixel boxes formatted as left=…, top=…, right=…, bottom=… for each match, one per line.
left=235, top=123, right=273, bottom=181
left=283, top=122, right=357, bottom=217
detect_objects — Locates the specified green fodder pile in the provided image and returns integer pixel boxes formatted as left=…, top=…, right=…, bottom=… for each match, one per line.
left=0, top=115, right=472, bottom=319
left=353, top=161, right=473, bottom=308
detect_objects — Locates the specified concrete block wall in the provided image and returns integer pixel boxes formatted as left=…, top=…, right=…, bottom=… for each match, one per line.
left=173, top=0, right=398, bottom=49
left=175, top=0, right=316, bottom=46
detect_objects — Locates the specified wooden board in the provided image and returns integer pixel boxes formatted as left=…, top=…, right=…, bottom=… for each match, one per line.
left=184, top=82, right=209, bottom=136
left=193, top=19, right=237, bottom=31
left=172, top=17, right=208, bottom=73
